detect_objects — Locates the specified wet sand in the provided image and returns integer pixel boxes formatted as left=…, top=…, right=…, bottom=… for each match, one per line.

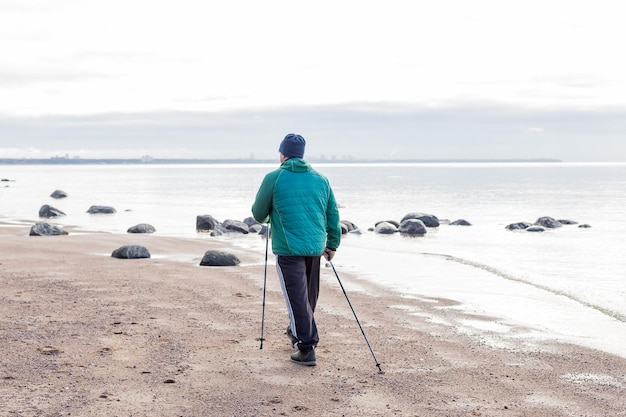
left=1, top=222, right=625, bottom=416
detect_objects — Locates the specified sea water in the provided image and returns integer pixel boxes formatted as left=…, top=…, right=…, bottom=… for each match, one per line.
left=1, top=162, right=625, bottom=357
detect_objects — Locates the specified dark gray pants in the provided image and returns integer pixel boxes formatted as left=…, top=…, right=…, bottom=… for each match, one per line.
left=276, top=255, right=321, bottom=351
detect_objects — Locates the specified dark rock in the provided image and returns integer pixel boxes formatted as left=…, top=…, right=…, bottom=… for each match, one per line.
left=375, top=220, right=400, bottom=228
left=401, top=212, right=440, bottom=227
left=243, top=217, right=259, bottom=227
left=534, top=216, right=562, bottom=229
left=111, top=245, right=151, bottom=259
left=248, top=224, right=262, bottom=234
left=374, top=221, right=398, bottom=234
left=340, top=220, right=359, bottom=234
left=196, top=214, right=220, bottom=232
left=29, top=222, right=68, bottom=236
left=39, top=204, right=65, bottom=218
left=526, top=226, right=546, bottom=232
left=258, top=224, right=270, bottom=236
left=222, top=219, right=249, bottom=234
left=399, top=219, right=427, bottom=235
left=199, top=250, right=240, bottom=266
left=505, top=222, right=532, bottom=230
left=578, top=224, right=592, bottom=228
left=50, top=189, right=68, bottom=199
left=449, top=219, right=471, bottom=226
left=558, top=219, right=578, bottom=225
left=87, top=205, right=116, bottom=214
left=210, top=228, right=225, bottom=236
left=127, top=223, right=156, bottom=234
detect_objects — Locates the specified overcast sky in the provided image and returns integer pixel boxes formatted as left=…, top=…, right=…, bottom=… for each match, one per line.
left=1, top=0, right=625, bottom=161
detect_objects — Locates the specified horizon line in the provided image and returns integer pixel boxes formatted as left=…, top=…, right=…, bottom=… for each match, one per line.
left=0, top=157, right=565, bottom=165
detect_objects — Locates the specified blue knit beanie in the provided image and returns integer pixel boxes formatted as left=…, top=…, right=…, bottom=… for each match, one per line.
left=279, top=133, right=306, bottom=159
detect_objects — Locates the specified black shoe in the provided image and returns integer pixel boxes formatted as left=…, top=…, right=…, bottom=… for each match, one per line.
left=290, top=348, right=316, bottom=366
left=286, top=326, right=298, bottom=346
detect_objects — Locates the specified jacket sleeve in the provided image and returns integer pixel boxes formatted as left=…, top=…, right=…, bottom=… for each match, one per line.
left=251, top=172, right=276, bottom=224
left=325, top=187, right=341, bottom=250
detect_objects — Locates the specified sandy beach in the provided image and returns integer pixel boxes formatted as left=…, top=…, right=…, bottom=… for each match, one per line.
left=1, top=222, right=625, bottom=417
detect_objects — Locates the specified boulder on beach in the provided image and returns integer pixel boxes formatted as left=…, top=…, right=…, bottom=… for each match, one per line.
left=127, top=223, right=156, bottom=234
left=534, top=216, right=562, bottom=229
left=222, top=219, right=249, bottom=234
left=579, top=224, right=592, bottom=228
left=87, top=205, right=116, bottom=214
left=526, top=226, right=546, bottom=232
left=39, top=204, right=66, bottom=218
left=196, top=214, right=220, bottom=232
left=111, top=245, right=151, bottom=259
left=50, top=190, right=68, bottom=199
left=401, top=212, right=440, bottom=228
left=199, top=250, right=240, bottom=266
left=558, top=219, right=578, bottom=225
left=374, top=221, right=398, bottom=234
left=29, top=222, right=68, bottom=236
left=399, top=219, right=427, bottom=235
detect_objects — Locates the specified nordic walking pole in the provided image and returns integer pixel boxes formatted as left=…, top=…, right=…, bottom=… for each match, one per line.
left=327, top=255, right=383, bottom=373
left=259, top=224, right=270, bottom=349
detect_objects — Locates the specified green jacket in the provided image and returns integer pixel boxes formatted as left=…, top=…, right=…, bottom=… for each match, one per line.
left=252, top=158, right=341, bottom=256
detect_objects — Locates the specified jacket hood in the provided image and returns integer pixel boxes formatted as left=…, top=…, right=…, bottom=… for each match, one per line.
left=280, top=158, right=311, bottom=173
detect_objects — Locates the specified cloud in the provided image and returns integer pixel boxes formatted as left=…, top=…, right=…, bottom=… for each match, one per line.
left=2, top=101, right=625, bottom=161
left=0, top=68, right=107, bottom=87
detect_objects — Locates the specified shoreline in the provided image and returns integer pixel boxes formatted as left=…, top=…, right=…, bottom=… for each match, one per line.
left=1, top=158, right=564, bottom=166
left=1, top=221, right=625, bottom=416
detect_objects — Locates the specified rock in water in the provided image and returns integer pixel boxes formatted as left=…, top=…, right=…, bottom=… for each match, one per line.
left=401, top=212, right=440, bottom=227
left=87, top=205, right=116, bottom=214
left=399, top=219, right=427, bottom=235
left=374, top=221, right=398, bottom=234
left=127, top=223, right=156, bottom=234
left=450, top=219, right=471, bottom=226
left=505, top=222, right=531, bottom=230
left=222, top=219, right=249, bottom=234
left=39, top=204, right=66, bottom=218
left=50, top=189, right=68, bottom=199
left=534, top=216, right=562, bottom=229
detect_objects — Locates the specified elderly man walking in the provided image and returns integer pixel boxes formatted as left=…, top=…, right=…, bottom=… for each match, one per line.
left=252, top=133, right=341, bottom=366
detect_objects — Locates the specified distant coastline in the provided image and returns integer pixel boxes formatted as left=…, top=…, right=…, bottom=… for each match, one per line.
left=0, top=157, right=562, bottom=165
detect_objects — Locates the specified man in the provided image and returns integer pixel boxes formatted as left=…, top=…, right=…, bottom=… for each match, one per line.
left=252, top=133, right=341, bottom=366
